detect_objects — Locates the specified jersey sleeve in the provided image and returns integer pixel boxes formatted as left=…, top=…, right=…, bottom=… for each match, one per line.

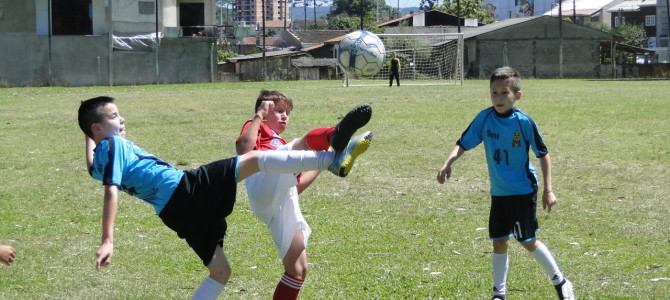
left=93, top=136, right=126, bottom=186
left=525, top=117, right=548, bottom=158
left=457, top=110, right=486, bottom=151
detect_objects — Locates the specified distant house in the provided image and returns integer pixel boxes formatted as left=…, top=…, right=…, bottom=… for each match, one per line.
left=606, top=0, right=658, bottom=47
left=460, top=15, right=643, bottom=78
left=1, top=0, right=219, bottom=86
left=543, top=0, right=625, bottom=28
left=376, top=9, right=469, bottom=28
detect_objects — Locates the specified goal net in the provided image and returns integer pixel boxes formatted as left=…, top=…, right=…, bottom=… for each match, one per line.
left=339, top=33, right=464, bottom=87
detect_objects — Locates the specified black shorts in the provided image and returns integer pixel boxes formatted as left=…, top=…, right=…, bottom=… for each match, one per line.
left=158, top=157, right=238, bottom=266
left=489, top=192, right=539, bottom=243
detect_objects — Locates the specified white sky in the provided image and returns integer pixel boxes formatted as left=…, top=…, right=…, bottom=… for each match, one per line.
left=384, top=0, right=423, bottom=8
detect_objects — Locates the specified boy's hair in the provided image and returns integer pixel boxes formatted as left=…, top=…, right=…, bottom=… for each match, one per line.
left=490, top=66, right=521, bottom=92
left=78, top=96, right=115, bottom=138
left=254, top=90, right=293, bottom=112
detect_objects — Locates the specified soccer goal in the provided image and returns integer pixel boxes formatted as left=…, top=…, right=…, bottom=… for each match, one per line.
left=339, top=33, right=464, bottom=87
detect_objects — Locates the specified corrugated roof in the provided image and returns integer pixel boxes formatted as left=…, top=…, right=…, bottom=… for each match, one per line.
left=544, top=0, right=615, bottom=16
left=606, top=0, right=656, bottom=12
left=461, top=16, right=542, bottom=39
left=227, top=50, right=302, bottom=62
left=291, top=57, right=338, bottom=67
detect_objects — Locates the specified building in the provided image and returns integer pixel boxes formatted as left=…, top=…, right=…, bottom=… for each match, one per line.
left=0, top=0, right=218, bottom=86
left=235, top=0, right=291, bottom=29
left=656, top=0, right=670, bottom=61
left=461, top=15, right=619, bottom=78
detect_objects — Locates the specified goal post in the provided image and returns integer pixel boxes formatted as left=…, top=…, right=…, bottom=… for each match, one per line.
left=339, top=33, right=464, bottom=87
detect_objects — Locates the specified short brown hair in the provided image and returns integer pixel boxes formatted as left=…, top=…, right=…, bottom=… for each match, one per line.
left=78, top=96, right=115, bottom=138
left=254, top=90, right=293, bottom=113
left=490, top=66, right=521, bottom=92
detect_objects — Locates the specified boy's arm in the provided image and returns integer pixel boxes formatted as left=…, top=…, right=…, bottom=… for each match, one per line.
left=539, top=154, right=556, bottom=212
left=85, top=135, right=95, bottom=172
left=236, top=101, right=274, bottom=155
left=296, top=170, right=321, bottom=194
left=96, top=184, right=118, bottom=270
left=437, top=145, right=465, bottom=184
left=0, top=245, right=16, bottom=266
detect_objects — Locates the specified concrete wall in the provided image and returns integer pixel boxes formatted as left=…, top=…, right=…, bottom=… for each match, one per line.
left=467, top=17, right=613, bottom=78
left=0, top=0, right=35, bottom=33
left=0, top=33, right=215, bottom=86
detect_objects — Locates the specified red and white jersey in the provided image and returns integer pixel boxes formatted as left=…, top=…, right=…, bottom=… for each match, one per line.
left=237, top=119, right=287, bottom=151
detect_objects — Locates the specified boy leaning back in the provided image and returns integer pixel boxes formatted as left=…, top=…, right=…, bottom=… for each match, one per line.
left=436, top=67, right=574, bottom=300
left=78, top=96, right=371, bottom=299
left=236, top=90, right=372, bottom=299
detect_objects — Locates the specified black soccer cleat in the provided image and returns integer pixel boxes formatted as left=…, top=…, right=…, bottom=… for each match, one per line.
left=491, top=296, right=505, bottom=300
left=330, top=104, right=372, bottom=152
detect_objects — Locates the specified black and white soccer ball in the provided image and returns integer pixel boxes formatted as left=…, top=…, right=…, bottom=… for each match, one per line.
left=337, top=30, right=386, bottom=77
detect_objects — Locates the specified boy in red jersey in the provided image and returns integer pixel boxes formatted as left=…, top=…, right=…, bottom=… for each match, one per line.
left=236, top=90, right=372, bottom=299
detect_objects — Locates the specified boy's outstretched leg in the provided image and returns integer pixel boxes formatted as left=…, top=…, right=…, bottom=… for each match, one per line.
left=328, top=131, right=373, bottom=177
left=329, top=104, right=372, bottom=152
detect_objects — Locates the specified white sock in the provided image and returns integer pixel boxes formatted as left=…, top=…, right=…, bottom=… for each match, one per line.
left=192, top=277, right=224, bottom=300
left=532, top=241, right=564, bottom=285
left=492, top=252, right=509, bottom=296
left=257, top=151, right=334, bottom=173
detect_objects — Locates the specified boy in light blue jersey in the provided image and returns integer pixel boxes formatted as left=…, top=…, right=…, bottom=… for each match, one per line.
left=79, top=96, right=371, bottom=299
left=436, top=67, right=574, bottom=300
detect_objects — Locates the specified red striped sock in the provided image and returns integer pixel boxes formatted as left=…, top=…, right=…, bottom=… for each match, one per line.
left=272, top=272, right=304, bottom=300
left=305, top=127, right=335, bottom=151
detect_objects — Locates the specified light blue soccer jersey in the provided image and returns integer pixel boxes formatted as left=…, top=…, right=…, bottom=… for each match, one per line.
left=89, top=136, right=184, bottom=214
left=457, top=107, right=548, bottom=196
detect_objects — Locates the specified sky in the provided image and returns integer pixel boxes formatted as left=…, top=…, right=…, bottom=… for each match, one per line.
left=385, top=0, right=422, bottom=8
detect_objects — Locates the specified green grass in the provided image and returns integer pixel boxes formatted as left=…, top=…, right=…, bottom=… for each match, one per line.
left=0, top=79, right=668, bottom=299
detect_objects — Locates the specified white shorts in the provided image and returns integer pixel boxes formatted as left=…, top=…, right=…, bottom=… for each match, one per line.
left=244, top=140, right=312, bottom=259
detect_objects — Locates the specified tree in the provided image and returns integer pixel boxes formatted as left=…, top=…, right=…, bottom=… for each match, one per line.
left=420, top=0, right=439, bottom=11
left=614, top=24, right=647, bottom=47
left=440, top=0, right=494, bottom=24
left=328, top=0, right=392, bottom=30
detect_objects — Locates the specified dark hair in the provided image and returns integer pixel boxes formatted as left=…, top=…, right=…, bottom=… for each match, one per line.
left=78, top=96, right=115, bottom=138
left=254, top=90, right=293, bottom=113
left=490, top=66, right=521, bottom=92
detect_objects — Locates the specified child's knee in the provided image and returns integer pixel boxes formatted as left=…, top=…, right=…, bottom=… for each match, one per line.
left=492, top=239, right=509, bottom=252
left=521, top=239, right=539, bottom=252
left=208, top=261, right=232, bottom=284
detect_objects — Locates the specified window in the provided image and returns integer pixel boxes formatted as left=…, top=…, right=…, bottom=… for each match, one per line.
left=645, top=15, right=656, bottom=27
left=614, top=16, right=625, bottom=27
left=52, top=0, right=92, bottom=35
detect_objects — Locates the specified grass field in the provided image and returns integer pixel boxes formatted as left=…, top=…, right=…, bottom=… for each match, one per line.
left=0, top=79, right=668, bottom=299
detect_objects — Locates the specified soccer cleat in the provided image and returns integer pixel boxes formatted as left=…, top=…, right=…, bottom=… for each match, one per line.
left=330, top=104, right=372, bottom=152
left=491, top=296, right=505, bottom=300
left=554, top=279, right=575, bottom=300
left=328, top=131, right=372, bottom=177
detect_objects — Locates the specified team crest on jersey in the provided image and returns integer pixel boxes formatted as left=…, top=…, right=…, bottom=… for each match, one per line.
left=512, top=132, right=521, bottom=147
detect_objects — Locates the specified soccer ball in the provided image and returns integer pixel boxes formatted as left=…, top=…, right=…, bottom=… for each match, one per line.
left=337, top=30, right=386, bottom=77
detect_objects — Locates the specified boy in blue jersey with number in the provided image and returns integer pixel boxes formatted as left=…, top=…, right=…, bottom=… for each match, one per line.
left=436, top=67, right=574, bottom=300
left=78, top=96, right=371, bottom=300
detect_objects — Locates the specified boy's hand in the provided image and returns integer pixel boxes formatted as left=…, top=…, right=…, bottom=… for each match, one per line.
left=0, top=245, right=16, bottom=266
left=256, top=100, right=275, bottom=121
left=436, top=163, right=453, bottom=184
left=542, top=190, right=557, bottom=212
left=95, top=242, right=114, bottom=270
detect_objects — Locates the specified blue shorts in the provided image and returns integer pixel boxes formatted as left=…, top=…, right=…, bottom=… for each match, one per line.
left=489, top=192, right=539, bottom=243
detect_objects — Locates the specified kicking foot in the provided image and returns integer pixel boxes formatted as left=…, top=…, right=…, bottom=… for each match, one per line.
left=330, top=104, right=372, bottom=152
left=491, top=296, right=505, bottom=300
left=328, top=131, right=372, bottom=177
left=554, top=279, right=574, bottom=300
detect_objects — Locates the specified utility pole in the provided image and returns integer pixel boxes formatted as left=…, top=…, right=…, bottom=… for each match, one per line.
left=558, top=0, right=563, bottom=77
left=572, top=0, right=576, bottom=23
left=155, top=0, right=160, bottom=84
left=360, top=0, right=364, bottom=30
left=304, top=0, right=307, bottom=28
left=262, top=0, right=267, bottom=80
left=457, top=0, right=461, bottom=33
